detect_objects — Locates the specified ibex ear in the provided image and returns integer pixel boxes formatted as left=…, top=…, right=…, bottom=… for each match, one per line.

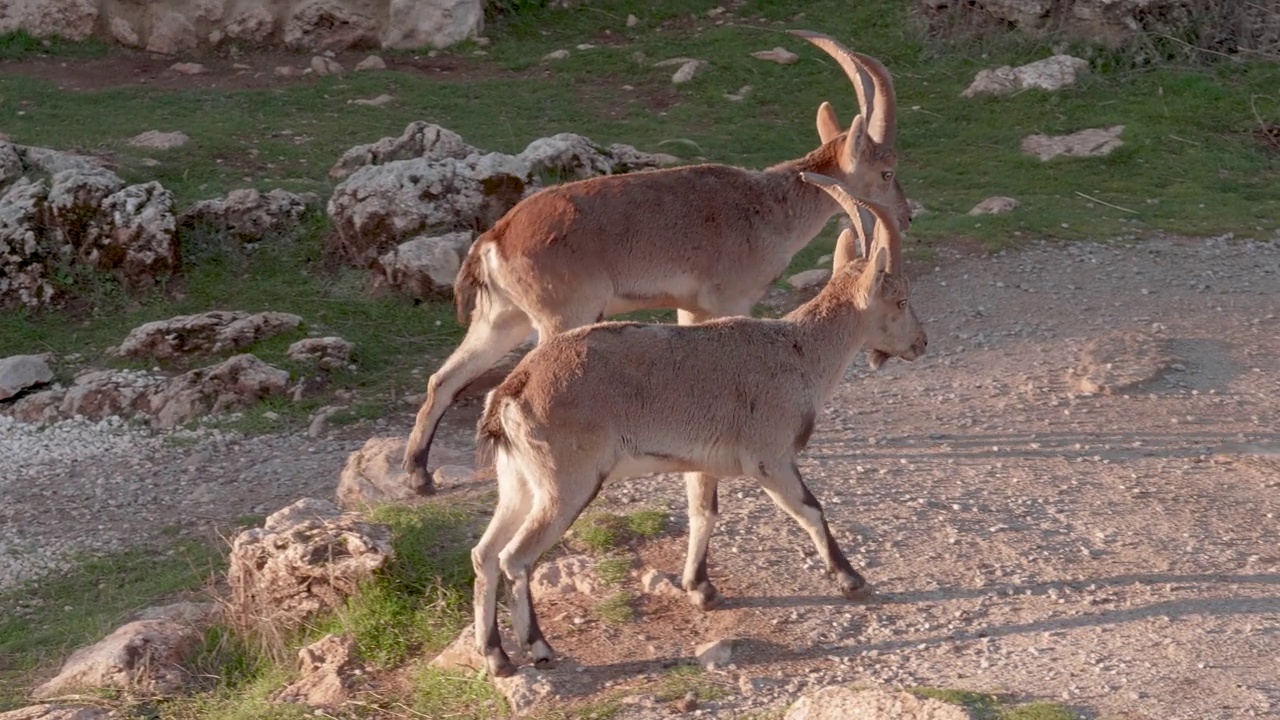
left=845, top=114, right=867, bottom=163
left=832, top=227, right=858, bottom=274
left=816, top=101, right=842, bottom=144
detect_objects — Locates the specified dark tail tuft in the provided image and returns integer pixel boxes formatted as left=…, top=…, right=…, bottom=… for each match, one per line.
left=454, top=239, right=489, bottom=326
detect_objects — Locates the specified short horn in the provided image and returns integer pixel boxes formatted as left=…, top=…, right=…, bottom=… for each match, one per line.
left=789, top=30, right=896, bottom=149
left=799, top=171, right=903, bottom=275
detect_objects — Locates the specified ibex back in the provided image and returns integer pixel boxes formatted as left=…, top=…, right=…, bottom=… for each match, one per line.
left=404, top=30, right=909, bottom=489
left=469, top=173, right=927, bottom=678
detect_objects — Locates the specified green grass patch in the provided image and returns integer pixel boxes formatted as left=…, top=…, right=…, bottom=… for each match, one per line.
left=411, top=664, right=509, bottom=719
left=625, top=509, right=668, bottom=539
left=595, top=555, right=633, bottom=586
left=653, top=662, right=735, bottom=703
left=0, top=540, right=223, bottom=711
left=909, top=687, right=1081, bottom=720
left=318, top=502, right=477, bottom=668
left=0, top=30, right=110, bottom=59
left=569, top=509, right=670, bottom=555
left=595, top=591, right=636, bottom=625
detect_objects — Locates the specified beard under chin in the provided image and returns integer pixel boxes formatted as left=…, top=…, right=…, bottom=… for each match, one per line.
left=868, top=349, right=889, bottom=370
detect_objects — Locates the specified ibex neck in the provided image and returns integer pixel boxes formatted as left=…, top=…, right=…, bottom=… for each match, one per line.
left=785, top=270, right=870, bottom=403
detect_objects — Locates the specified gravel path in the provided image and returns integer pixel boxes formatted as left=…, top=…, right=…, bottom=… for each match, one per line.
left=3, top=234, right=1278, bottom=719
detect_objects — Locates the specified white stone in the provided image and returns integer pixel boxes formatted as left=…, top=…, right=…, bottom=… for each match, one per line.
left=963, top=54, right=1089, bottom=97
left=127, top=130, right=191, bottom=150
left=968, top=196, right=1020, bottom=215
left=1021, top=125, right=1125, bottom=161
left=751, top=46, right=798, bottom=64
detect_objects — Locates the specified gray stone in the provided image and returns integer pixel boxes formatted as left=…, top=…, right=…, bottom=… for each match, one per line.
left=962, top=54, right=1089, bottom=97
left=147, top=354, right=291, bottom=428
left=310, top=55, right=343, bottom=76
left=270, top=633, right=359, bottom=709
left=790, top=268, right=832, bottom=291
left=694, top=638, right=734, bottom=669
left=355, top=54, right=387, bottom=71
left=0, top=354, right=53, bottom=401
left=0, top=705, right=112, bottom=720
left=127, top=130, right=192, bottom=150
left=1021, top=125, right=1125, bottom=161
left=672, top=59, right=707, bottom=84
left=531, top=555, right=601, bottom=598
left=968, top=196, right=1020, bottom=215
left=328, top=121, right=475, bottom=180
left=180, top=187, right=317, bottom=241
left=288, top=336, right=355, bottom=370
left=752, top=46, right=798, bottom=64
left=383, top=0, right=483, bottom=50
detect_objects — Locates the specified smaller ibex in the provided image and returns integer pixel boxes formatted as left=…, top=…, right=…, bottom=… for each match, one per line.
left=469, top=174, right=927, bottom=678
left=402, top=30, right=907, bottom=487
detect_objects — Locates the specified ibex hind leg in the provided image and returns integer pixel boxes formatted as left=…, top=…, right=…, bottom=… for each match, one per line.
left=754, top=460, right=870, bottom=600
left=681, top=472, right=724, bottom=610
left=498, top=464, right=604, bottom=670
left=403, top=302, right=533, bottom=486
left=472, top=462, right=532, bottom=678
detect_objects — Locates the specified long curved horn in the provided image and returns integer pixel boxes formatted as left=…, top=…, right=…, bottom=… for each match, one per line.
left=789, top=30, right=897, bottom=149
left=799, top=172, right=902, bottom=275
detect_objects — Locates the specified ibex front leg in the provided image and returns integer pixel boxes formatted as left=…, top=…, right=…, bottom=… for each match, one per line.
left=681, top=472, right=723, bottom=609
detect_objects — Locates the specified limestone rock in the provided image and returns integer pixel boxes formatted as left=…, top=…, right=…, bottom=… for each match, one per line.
left=228, top=498, right=393, bottom=631
left=671, top=59, right=706, bottom=84
left=113, top=310, right=304, bottom=361
left=962, top=54, right=1089, bottom=97
left=128, top=130, right=191, bottom=150
left=225, top=6, right=275, bottom=42
left=789, top=268, right=832, bottom=292
left=311, top=55, right=344, bottom=76
left=0, top=0, right=98, bottom=41
left=283, top=0, right=379, bottom=50
left=288, top=336, right=355, bottom=371
left=328, top=121, right=475, bottom=180
left=1069, top=330, right=1173, bottom=395
left=1021, top=125, right=1125, bottom=161
left=350, top=94, right=394, bottom=107
left=147, top=353, right=291, bottom=428
left=169, top=62, right=207, bottom=75
left=7, top=368, right=163, bottom=425
left=271, top=634, right=360, bottom=709
left=145, top=8, right=199, bottom=55
left=0, top=354, right=53, bottom=401
left=0, top=705, right=112, bottom=720
left=694, top=638, right=734, bottom=669
left=640, top=568, right=683, bottom=597
left=179, top=187, right=317, bottom=240
left=751, top=46, right=798, bottom=64
left=429, top=625, right=485, bottom=671
left=372, top=232, right=471, bottom=300
left=355, top=54, right=386, bottom=71
left=497, top=667, right=557, bottom=714
left=968, top=196, right=1020, bottom=215
left=93, top=181, right=180, bottom=291
left=784, top=686, right=978, bottom=720
left=33, top=602, right=219, bottom=698
left=383, top=0, right=483, bottom=50
left=531, top=555, right=601, bottom=598
left=337, top=436, right=433, bottom=508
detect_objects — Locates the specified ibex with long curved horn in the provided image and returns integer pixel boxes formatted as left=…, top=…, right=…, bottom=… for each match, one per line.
left=403, top=31, right=907, bottom=490
left=467, top=173, right=926, bottom=678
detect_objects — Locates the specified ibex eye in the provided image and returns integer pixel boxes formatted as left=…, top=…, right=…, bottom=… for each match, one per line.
left=882, top=171, right=894, bottom=181
left=897, top=299, right=908, bottom=309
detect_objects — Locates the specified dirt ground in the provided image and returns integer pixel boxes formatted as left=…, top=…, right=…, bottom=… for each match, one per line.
left=417, top=233, right=1280, bottom=720
left=3, top=49, right=1279, bottom=720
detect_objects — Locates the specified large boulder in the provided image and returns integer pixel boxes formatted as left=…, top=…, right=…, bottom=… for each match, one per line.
left=33, top=602, right=219, bottom=698
left=327, top=125, right=677, bottom=269
left=0, top=705, right=112, bottom=720
left=288, top=336, right=356, bottom=371
left=7, top=368, right=163, bottom=425
left=111, top=310, right=304, bottom=361
left=227, top=498, right=393, bottom=631
left=0, top=0, right=98, bottom=40
left=180, top=188, right=318, bottom=241
left=0, top=354, right=53, bottom=401
left=283, top=0, right=380, bottom=50
left=785, top=686, right=978, bottom=720
left=336, top=436, right=434, bottom=507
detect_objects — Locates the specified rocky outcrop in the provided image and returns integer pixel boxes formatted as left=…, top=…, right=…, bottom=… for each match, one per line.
left=1, top=142, right=178, bottom=310
left=228, top=498, right=393, bottom=632
left=1, top=0, right=486, bottom=53
left=0, top=705, right=112, bottom=720
left=327, top=124, right=678, bottom=269
left=336, top=436, right=433, bottom=507
left=111, top=310, right=304, bottom=361
left=287, top=336, right=355, bottom=371
left=7, top=354, right=290, bottom=428
left=179, top=188, right=318, bottom=241
left=33, top=602, right=219, bottom=698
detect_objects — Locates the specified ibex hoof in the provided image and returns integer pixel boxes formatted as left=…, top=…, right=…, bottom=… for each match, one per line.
left=839, top=579, right=873, bottom=601
left=533, top=657, right=556, bottom=670
left=406, top=468, right=437, bottom=496
left=687, top=583, right=725, bottom=611
left=486, top=651, right=517, bottom=679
